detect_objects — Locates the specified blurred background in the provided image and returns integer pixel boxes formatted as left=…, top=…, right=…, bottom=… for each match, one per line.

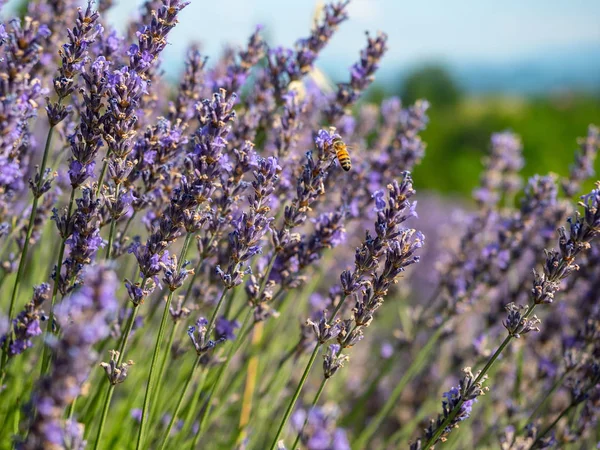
left=4, top=0, right=600, bottom=196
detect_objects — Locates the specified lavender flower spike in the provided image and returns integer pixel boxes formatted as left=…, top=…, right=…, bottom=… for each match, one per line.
left=23, top=264, right=118, bottom=449
left=0, top=284, right=50, bottom=357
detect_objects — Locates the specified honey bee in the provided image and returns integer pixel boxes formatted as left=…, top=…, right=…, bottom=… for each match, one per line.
left=332, top=139, right=352, bottom=171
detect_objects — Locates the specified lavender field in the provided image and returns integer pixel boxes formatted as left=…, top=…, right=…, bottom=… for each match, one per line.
left=0, top=1, right=599, bottom=449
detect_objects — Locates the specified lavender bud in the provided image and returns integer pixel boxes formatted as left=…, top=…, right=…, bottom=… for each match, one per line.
left=100, top=350, right=134, bottom=385
left=323, top=343, right=348, bottom=379
left=502, top=303, right=541, bottom=338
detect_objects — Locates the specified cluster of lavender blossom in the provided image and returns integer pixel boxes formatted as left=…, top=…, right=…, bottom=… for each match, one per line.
left=0, top=1, right=598, bottom=449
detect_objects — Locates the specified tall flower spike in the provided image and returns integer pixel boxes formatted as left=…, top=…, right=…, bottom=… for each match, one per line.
left=0, top=18, right=49, bottom=225
left=127, top=0, right=190, bottom=77
left=168, top=47, right=208, bottom=123
left=562, top=125, right=599, bottom=197
left=23, top=265, right=118, bottom=449
left=58, top=186, right=104, bottom=295
left=67, top=56, right=110, bottom=189
left=473, top=131, right=524, bottom=207
left=267, top=0, right=350, bottom=99
left=411, top=368, right=488, bottom=449
left=0, top=283, right=50, bottom=357
left=48, top=2, right=102, bottom=125
left=214, top=25, right=265, bottom=95
left=325, top=31, right=389, bottom=124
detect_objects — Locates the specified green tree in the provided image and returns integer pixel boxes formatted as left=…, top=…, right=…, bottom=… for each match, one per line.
left=401, top=64, right=462, bottom=109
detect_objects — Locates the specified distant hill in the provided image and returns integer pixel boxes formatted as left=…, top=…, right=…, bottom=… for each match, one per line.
left=452, top=45, right=600, bottom=95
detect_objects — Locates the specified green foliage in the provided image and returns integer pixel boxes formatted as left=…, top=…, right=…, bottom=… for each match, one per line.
left=400, top=64, right=462, bottom=108
left=414, top=94, right=600, bottom=197
left=366, top=65, right=600, bottom=199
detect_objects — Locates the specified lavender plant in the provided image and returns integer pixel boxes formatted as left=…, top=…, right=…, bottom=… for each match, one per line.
left=0, top=2, right=598, bottom=450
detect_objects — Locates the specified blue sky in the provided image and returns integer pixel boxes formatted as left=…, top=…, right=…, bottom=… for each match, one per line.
left=107, top=0, right=600, bottom=72
left=4, top=0, right=600, bottom=89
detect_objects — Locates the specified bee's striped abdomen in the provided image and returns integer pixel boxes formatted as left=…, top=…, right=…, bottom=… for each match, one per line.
left=334, top=140, right=352, bottom=171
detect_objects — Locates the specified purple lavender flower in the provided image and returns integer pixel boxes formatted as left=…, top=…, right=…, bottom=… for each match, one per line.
left=161, top=255, right=194, bottom=292
left=56, top=187, right=104, bottom=295
left=23, top=264, right=117, bottom=449
left=188, top=316, right=222, bottom=355
left=230, top=1, right=349, bottom=148
left=562, top=125, right=599, bottom=197
left=47, top=2, right=102, bottom=124
left=218, top=155, right=280, bottom=302
left=339, top=173, right=418, bottom=297
left=212, top=25, right=264, bottom=95
left=415, top=184, right=600, bottom=448
left=380, top=341, right=394, bottom=359
left=323, top=343, right=348, bottom=379
left=215, top=316, right=240, bottom=341
left=271, top=90, right=306, bottom=158
left=292, top=405, right=350, bottom=450
left=411, top=368, right=487, bottom=449
left=127, top=0, right=189, bottom=77
left=267, top=1, right=349, bottom=100
left=0, top=284, right=50, bottom=357
left=0, top=18, right=50, bottom=224
left=473, top=131, right=524, bottom=206
left=168, top=47, right=207, bottom=123
left=66, top=55, right=110, bottom=188
left=325, top=31, right=388, bottom=124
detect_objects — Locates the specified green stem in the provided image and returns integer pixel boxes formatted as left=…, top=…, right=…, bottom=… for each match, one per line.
left=208, top=288, right=230, bottom=334
left=353, top=322, right=447, bottom=447
left=68, top=396, right=77, bottom=422
left=421, top=304, right=535, bottom=449
left=150, top=322, right=180, bottom=423
left=2, top=123, right=58, bottom=372
left=269, top=343, right=321, bottom=450
left=94, top=380, right=115, bottom=450
left=526, top=371, right=568, bottom=426
left=329, top=293, right=348, bottom=322
left=530, top=403, right=575, bottom=449
left=96, top=150, right=112, bottom=197
left=258, top=347, right=294, bottom=400
left=181, top=234, right=217, bottom=308
left=119, top=211, right=137, bottom=240
left=105, top=183, right=121, bottom=260
left=193, top=309, right=253, bottom=445
left=512, top=343, right=525, bottom=404
left=291, top=378, right=328, bottom=449
left=176, top=370, right=207, bottom=446
left=159, top=355, right=201, bottom=450
left=40, top=187, right=77, bottom=376
left=236, top=253, right=278, bottom=440
left=93, top=298, right=142, bottom=450
left=259, top=253, right=277, bottom=293
left=416, top=285, right=442, bottom=323
left=263, top=290, right=349, bottom=448
left=136, top=300, right=175, bottom=449
left=136, top=233, right=195, bottom=450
